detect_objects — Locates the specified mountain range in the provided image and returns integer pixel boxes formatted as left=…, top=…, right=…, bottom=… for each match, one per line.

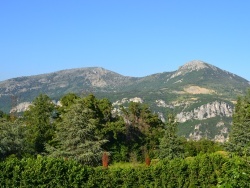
left=1, top=60, right=249, bottom=142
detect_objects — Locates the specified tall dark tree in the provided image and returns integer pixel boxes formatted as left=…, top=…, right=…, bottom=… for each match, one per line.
left=47, top=97, right=107, bottom=165
left=24, top=94, right=56, bottom=154
left=0, top=110, right=4, bottom=118
left=59, top=93, right=79, bottom=112
left=98, top=98, right=113, bottom=123
left=227, top=90, right=250, bottom=156
left=120, top=102, right=164, bottom=160
left=159, top=113, right=184, bottom=159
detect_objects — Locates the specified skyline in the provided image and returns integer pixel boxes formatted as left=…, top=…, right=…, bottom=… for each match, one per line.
left=0, top=59, right=249, bottom=80
left=1, top=1, right=250, bottom=81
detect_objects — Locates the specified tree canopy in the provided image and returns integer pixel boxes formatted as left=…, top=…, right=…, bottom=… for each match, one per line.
left=227, top=89, right=250, bottom=155
left=47, top=96, right=108, bottom=165
left=159, top=113, right=184, bottom=159
left=23, top=94, right=56, bottom=154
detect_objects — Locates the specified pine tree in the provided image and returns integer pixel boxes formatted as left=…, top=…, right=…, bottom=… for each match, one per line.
left=227, top=90, right=250, bottom=156
left=24, top=94, right=56, bottom=153
left=47, top=98, right=107, bottom=165
left=159, top=113, right=184, bottom=159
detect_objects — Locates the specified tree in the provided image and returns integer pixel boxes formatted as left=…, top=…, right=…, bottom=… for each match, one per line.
left=0, top=120, right=26, bottom=159
left=98, top=98, right=113, bottom=123
left=227, top=89, right=250, bottom=156
left=159, top=113, right=184, bottom=159
left=0, top=110, right=4, bottom=118
left=24, top=94, right=56, bottom=154
left=60, top=93, right=79, bottom=108
left=101, top=119, right=127, bottom=162
left=47, top=97, right=107, bottom=165
left=183, top=138, right=223, bottom=157
left=120, top=102, right=164, bottom=161
left=58, top=93, right=79, bottom=114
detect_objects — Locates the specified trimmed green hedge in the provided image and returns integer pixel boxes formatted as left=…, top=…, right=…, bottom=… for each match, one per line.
left=1, top=153, right=250, bottom=187
left=0, top=156, right=93, bottom=187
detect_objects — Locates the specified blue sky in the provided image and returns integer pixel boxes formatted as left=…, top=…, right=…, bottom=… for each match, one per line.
left=0, top=1, right=250, bottom=81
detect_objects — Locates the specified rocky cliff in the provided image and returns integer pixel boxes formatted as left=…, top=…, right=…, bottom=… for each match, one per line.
left=177, top=101, right=233, bottom=123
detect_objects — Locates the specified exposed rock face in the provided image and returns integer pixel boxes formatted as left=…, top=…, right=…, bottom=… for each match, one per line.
left=179, top=60, right=217, bottom=72
left=189, top=124, right=203, bottom=141
left=157, top=112, right=166, bottom=123
left=156, top=99, right=174, bottom=108
left=10, top=102, right=31, bottom=113
left=177, top=101, right=233, bottom=123
left=156, top=99, right=197, bottom=109
left=112, top=97, right=144, bottom=116
left=129, top=97, right=143, bottom=103
left=188, top=121, right=229, bottom=142
left=112, top=97, right=143, bottom=106
left=214, top=125, right=229, bottom=143
left=170, top=60, right=217, bottom=79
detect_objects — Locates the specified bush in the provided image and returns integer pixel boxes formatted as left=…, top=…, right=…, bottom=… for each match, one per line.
left=0, top=156, right=92, bottom=187
left=1, top=153, right=250, bottom=187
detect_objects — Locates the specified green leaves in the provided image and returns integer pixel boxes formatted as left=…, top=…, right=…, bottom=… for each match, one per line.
left=0, top=156, right=92, bottom=187
left=47, top=96, right=107, bottom=166
left=120, top=102, right=164, bottom=160
left=1, top=153, right=248, bottom=187
left=159, top=114, right=184, bottom=160
left=0, top=121, right=27, bottom=159
left=227, top=89, right=250, bottom=156
left=23, top=94, right=56, bottom=154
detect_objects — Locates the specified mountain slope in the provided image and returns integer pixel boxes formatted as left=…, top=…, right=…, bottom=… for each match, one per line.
left=135, top=60, right=248, bottom=96
left=0, top=60, right=249, bottom=141
left=0, top=67, right=137, bottom=112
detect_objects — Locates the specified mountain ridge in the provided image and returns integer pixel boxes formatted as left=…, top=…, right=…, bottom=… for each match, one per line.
left=1, top=60, right=249, bottom=111
left=1, top=60, right=249, bottom=142
left=3, top=60, right=248, bottom=82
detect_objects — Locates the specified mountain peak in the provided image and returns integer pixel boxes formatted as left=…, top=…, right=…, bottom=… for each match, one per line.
left=179, top=60, right=211, bottom=71
left=170, top=60, right=218, bottom=79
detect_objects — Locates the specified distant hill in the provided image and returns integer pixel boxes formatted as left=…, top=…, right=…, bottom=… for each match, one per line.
left=1, top=60, right=249, bottom=141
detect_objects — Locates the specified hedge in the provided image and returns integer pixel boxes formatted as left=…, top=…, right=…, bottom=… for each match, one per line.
left=0, top=153, right=250, bottom=187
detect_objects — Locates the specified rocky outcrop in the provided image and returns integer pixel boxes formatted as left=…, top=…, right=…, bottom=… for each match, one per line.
left=112, top=97, right=144, bottom=116
left=177, top=101, right=233, bottom=123
left=170, top=60, right=218, bottom=79
left=179, top=60, right=218, bottom=72
left=188, top=121, right=229, bottom=142
left=189, top=124, right=203, bottom=141
left=10, top=102, right=31, bottom=113
left=155, top=100, right=174, bottom=108
left=112, top=97, right=143, bottom=106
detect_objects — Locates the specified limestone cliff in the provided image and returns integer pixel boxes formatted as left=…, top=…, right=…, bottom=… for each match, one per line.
left=177, top=101, right=233, bottom=123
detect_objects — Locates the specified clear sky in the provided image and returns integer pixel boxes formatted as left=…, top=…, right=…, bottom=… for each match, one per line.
left=0, top=1, right=249, bottom=81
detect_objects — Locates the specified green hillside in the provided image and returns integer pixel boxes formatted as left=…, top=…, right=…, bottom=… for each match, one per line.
left=0, top=60, right=249, bottom=140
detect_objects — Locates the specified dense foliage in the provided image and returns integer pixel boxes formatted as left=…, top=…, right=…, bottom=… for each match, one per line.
left=47, top=96, right=108, bottom=165
left=0, top=93, right=166, bottom=163
left=227, top=90, right=250, bottom=156
left=23, top=94, right=56, bottom=154
left=1, top=90, right=250, bottom=186
left=159, top=113, right=184, bottom=159
left=1, top=153, right=250, bottom=187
